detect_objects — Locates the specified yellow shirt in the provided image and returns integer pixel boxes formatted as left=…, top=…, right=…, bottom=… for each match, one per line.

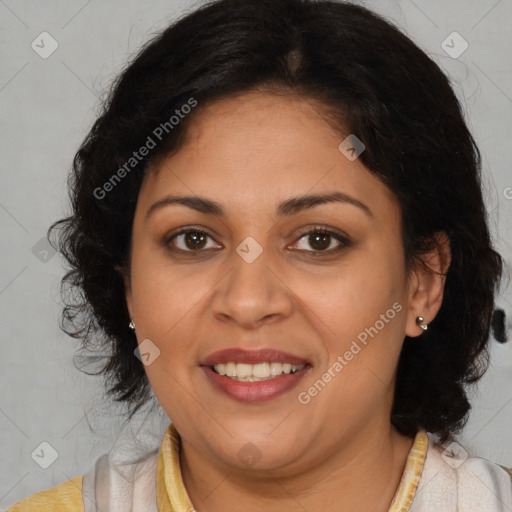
left=6, top=423, right=512, bottom=511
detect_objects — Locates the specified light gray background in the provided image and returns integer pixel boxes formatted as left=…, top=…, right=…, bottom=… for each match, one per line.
left=1, top=0, right=511, bottom=509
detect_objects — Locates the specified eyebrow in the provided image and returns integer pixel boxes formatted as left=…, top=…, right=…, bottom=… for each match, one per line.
left=145, top=191, right=373, bottom=221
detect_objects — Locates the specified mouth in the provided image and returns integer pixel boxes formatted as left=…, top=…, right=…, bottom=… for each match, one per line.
left=200, top=348, right=312, bottom=402
left=210, top=361, right=306, bottom=381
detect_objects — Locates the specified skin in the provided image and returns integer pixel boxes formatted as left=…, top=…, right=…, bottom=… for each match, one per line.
left=122, top=90, right=451, bottom=512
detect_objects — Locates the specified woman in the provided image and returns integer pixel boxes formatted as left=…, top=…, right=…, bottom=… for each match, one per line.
left=8, top=0, right=511, bottom=510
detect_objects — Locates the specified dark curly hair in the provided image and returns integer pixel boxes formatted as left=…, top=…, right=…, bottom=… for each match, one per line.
left=48, top=0, right=503, bottom=443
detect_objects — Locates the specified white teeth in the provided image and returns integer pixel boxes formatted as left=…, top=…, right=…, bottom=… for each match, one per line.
left=269, top=362, right=280, bottom=376
left=253, top=362, right=270, bottom=378
left=225, top=362, right=237, bottom=377
left=212, top=362, right=305, bottom=381
left=236, top=363, right=253, bottom=378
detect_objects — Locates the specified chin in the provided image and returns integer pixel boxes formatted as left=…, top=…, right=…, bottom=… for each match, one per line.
left=219, top=432, right=305, bottom=472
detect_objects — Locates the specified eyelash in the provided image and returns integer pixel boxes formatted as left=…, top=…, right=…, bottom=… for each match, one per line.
left=164, top=225, right=351, bottom=257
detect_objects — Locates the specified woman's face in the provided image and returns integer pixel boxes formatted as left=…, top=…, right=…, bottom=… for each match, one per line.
left=125, top=91, right=421, bottom=474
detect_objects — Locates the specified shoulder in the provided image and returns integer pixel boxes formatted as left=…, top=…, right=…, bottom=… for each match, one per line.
left=411, top=433, right=512, bottom=511
left=6, top=476, right=83, bottom=512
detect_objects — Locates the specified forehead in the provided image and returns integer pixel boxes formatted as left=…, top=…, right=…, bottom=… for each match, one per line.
left=138, top=91, right=396, bottom=219
left=182, top=90, right=337, bottom=138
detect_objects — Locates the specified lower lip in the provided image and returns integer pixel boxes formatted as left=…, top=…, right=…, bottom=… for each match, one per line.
left=201, top=365, right=311, bottom=402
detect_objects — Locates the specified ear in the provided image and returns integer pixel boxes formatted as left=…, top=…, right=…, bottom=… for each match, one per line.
left=405, top=232, right=451, bottom=337
left=115, top=265, right=133, bottom=320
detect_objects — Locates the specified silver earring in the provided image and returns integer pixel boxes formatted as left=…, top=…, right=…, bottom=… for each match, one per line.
left=129, top=320, right=136, bottom=330
left=416, top=316, right=428, bottom=331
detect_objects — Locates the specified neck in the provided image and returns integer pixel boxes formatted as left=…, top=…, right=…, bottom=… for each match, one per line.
left=179, top=423, right=415, bottom=512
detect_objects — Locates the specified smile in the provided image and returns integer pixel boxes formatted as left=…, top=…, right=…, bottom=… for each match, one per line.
left=200, top=347, right=312, bottom=401
left=212, top=362, right=306, bottom=381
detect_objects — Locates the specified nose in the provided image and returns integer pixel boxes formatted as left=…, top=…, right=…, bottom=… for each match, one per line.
left=211, top=247, right=294, bottom=330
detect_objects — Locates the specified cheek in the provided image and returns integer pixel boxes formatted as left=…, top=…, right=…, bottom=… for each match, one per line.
left=311, top=247, right=405, bottom=335
left=303, top=248, right=407, bottom=396
left=128, top=258, right=210, bottom=394
left=130, top=247, right=206, bottom=333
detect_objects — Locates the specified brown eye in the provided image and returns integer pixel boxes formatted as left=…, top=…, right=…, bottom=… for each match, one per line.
left=307, top=232, right=331, bottom=251
left=292, top=227, right=351, bottom=255
left=165, top=228, right=221, bottom=252
left=183, top=231, right=208, bottom=250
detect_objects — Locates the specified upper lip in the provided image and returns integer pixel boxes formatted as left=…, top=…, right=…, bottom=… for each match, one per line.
left=200, top=348, right=311, bottom=366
